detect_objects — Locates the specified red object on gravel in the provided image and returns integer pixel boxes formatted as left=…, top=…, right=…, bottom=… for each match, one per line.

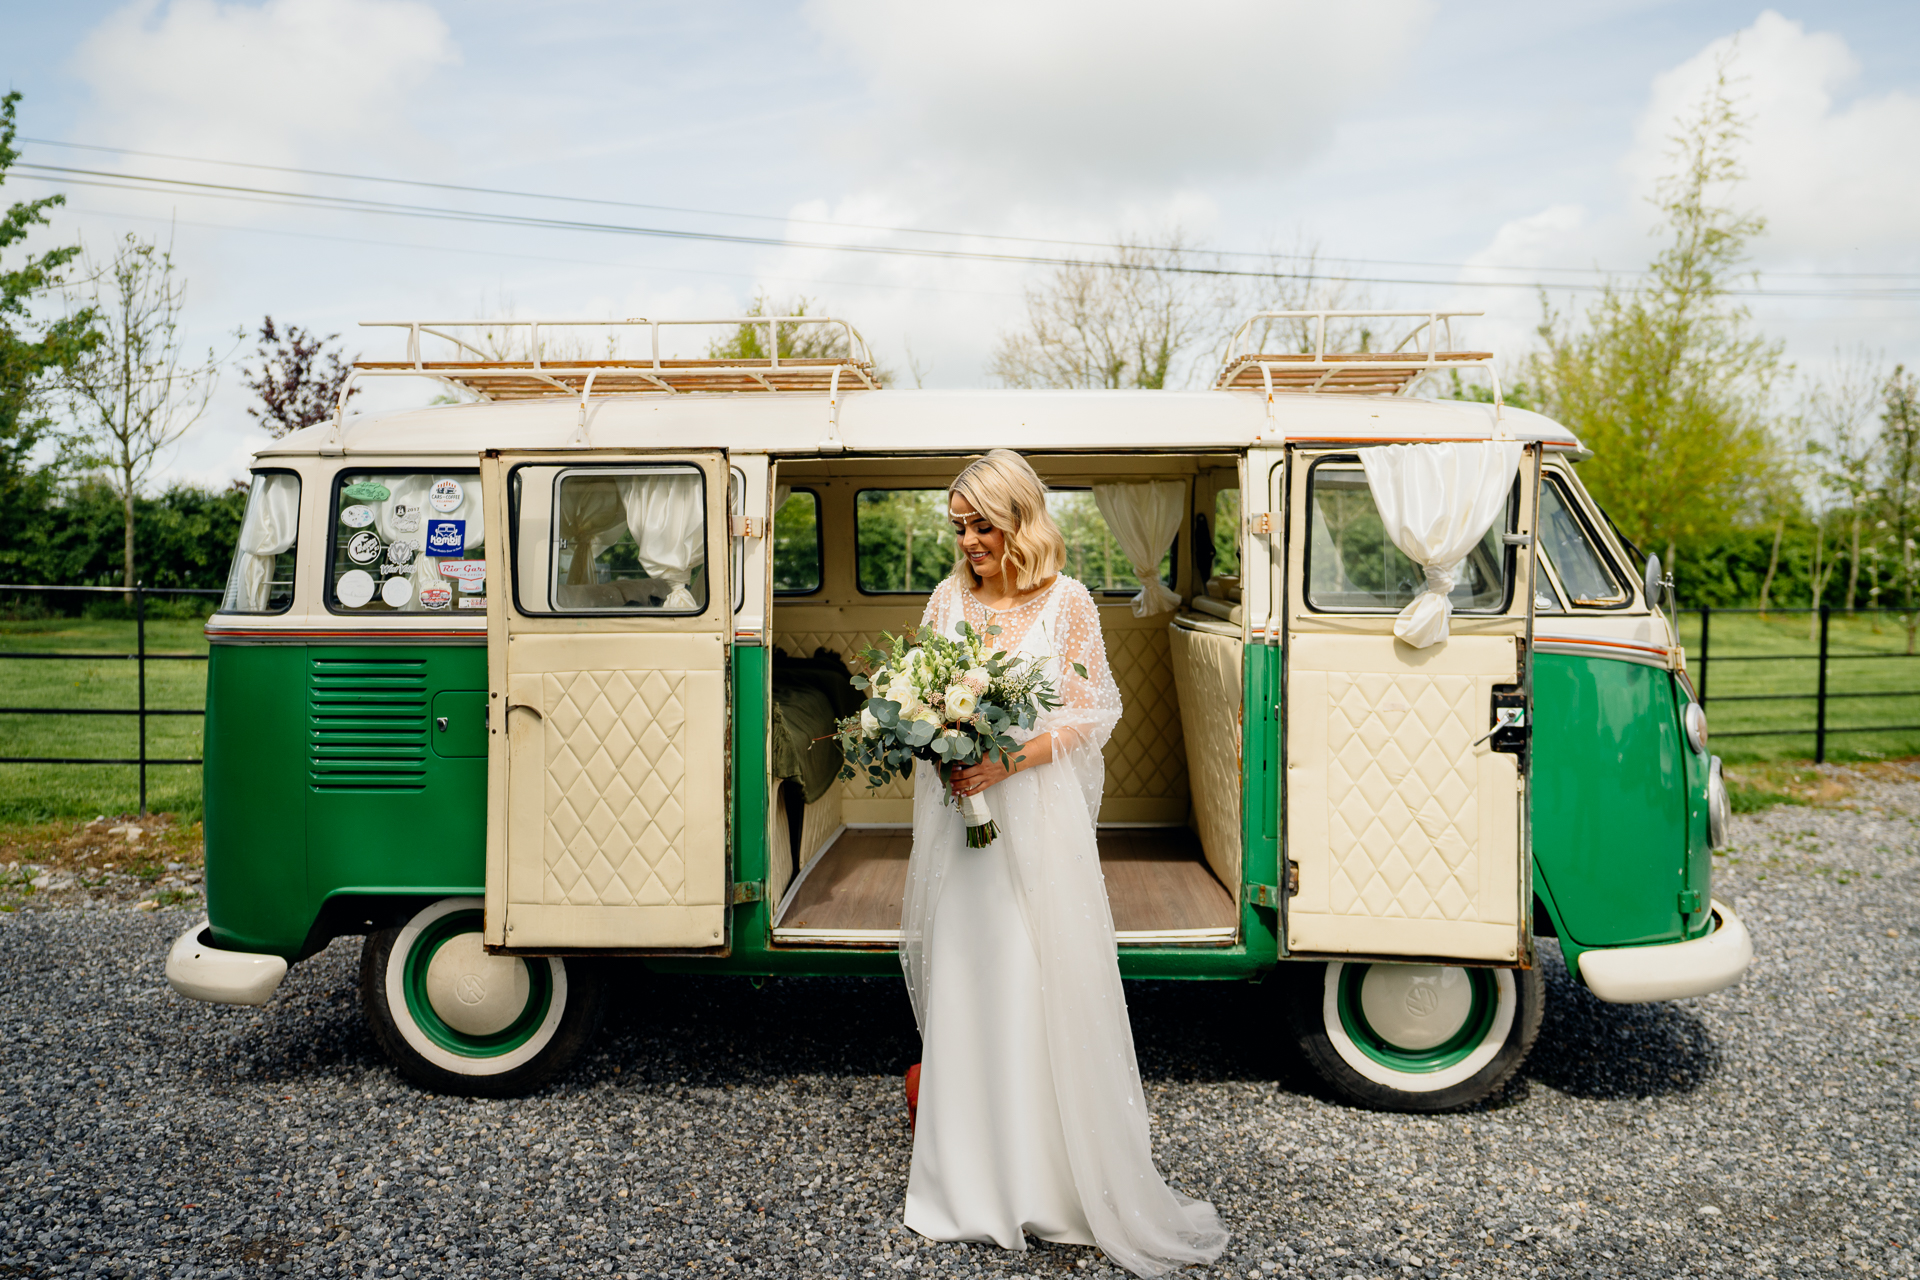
left=904, top=1063, right=922, bottom=1132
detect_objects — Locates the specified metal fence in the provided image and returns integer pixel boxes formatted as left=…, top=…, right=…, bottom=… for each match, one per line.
left=1689, top=605, right=1920, bottom=763
left=0, top=583, right=221, bottom=814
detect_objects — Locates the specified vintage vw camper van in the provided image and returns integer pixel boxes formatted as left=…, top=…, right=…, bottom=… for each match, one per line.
left=167, top=311, right=1750, bottom=1112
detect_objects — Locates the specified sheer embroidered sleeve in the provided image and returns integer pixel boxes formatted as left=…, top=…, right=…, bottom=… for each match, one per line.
left=920, top=577, right=954, bottom=632
left=1037, top=578, right=1123, bottom=758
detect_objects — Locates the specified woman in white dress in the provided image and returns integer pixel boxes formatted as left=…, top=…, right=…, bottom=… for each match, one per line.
left=901, top=450, right=1228, bottom=1277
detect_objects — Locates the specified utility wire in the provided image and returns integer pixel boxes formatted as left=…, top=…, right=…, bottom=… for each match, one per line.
left=24, top=135, right=1920, bottom=285
left=15, top=162, right=1920, bottom=301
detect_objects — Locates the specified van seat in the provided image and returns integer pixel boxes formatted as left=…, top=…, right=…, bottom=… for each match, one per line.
left=1169, top=619, right=1244, bottom=889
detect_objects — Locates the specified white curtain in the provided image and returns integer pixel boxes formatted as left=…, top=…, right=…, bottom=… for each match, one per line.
left=1091, top=480, right=1183, bottom=617
left=1359, top=441, right=1522, bottom=648
left=221, top=473, right=300, bottom=612
left=617, top=471, right=706, bottom=609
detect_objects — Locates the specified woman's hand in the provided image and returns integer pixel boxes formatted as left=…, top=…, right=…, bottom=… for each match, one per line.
left=949, top=735, right=1054, bottom=797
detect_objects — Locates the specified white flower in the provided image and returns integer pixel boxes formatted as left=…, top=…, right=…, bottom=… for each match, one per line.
left=885, top=677, right=921, bottom=713
left=944, top=685, right=979, bottom=719
left=962, top=667, right=990, bottom=694
left=859, top=708, right=880, bottom=735
left=910, top=707, right=942, bottom=728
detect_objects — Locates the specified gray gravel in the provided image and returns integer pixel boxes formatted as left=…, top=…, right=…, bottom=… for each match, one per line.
left=3, top=771, right=1918, bottom=1280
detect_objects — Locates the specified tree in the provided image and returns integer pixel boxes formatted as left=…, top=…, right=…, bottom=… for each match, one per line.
left=989, top=232, right=1234, bottom=390
left=241, top=316, right=358, bottom=436
left=0, top=91, right=98, bottom=580
left=61, top=233, right=223, bottom=592
left=1875, top=366, right=1920, bottom=652
left=708, top=293, right=888, bottom=383
left=1529, top=63, right=1784, bottom=589
left=1802, top=349, right=1885, bottom=615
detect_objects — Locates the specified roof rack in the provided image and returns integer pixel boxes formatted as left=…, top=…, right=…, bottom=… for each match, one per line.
left=322, top=315, right=880, bottom=452
left=1215, top=310, right=1502, bottom=416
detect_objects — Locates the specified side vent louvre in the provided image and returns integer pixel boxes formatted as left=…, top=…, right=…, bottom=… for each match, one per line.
left=308, top=657, right=429, bottom=791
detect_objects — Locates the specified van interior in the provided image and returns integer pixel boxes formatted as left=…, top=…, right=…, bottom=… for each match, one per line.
left=762, top=453, right=1246, bottom=947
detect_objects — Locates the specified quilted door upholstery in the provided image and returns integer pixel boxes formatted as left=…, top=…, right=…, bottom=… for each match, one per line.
left=1286, top=633, right=1523, bottom=963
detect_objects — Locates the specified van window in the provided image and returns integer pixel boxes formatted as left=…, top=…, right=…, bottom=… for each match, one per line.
left=1305, top=462, right=1510, bottom=613
left=1539, top=478, right=1627, bottom=607
left=1212, top=488, right=1241, bottom=578
left=220, top=471, right=300, bottom=613
left=327, top=471, right=484, bottom=614
left=855, top=487, right=1175, bottom=594
left=550, top=467, right=708, bottom=613
left=774, top=489, right=822, bottom=594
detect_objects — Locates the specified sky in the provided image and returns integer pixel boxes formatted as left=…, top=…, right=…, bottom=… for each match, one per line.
left=4, top=0, right=1918, bottom=488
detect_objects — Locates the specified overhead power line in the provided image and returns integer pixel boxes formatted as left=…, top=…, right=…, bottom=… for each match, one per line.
left=13, top=160, right=1920, bottom=302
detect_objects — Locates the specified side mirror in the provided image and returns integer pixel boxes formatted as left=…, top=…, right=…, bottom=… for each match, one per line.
left=1642, top=553, right=1664, bottom=612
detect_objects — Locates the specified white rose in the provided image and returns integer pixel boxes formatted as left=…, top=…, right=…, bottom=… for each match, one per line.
left=859, top=708, right=880, bottom=735
left=885, top=677, right=921, bottom=713
left=962, top=667, right=990, bottom=694
left=911, top=707, right=942, bottom=728
left=944, top=685, right=979, bottom=719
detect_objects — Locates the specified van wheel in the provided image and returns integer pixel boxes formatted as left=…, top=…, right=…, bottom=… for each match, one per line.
left=360, top=897, right=602, bottom=1097
left=1283, top=960, right=1543, bottom=1112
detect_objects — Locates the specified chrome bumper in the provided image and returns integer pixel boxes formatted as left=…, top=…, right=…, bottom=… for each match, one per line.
left=1577, top=899, right=1752, bottom=1004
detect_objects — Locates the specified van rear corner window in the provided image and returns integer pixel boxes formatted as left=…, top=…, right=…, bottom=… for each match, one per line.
left=220, top=471, right=301, bottom=613
left=327, top=472, right=485, bottom=615
left=1304, top=462, right=1511, bottom=614
left=774, top=488, right=822, bottom=594
left=551, top=468, right=709, bottom=613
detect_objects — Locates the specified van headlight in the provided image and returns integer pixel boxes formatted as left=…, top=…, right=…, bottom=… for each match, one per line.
left=1707, top=756, right=1731, bottom=848
left=1684, top=703, right=1709, bottom=755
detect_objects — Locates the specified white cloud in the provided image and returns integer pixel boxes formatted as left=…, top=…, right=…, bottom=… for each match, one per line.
left=72, top=0, right=457, bottom=169
left=806, top=0, right=1435, bottom=199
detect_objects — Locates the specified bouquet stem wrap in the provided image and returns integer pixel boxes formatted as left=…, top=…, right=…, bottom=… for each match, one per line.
left=957, top=787, right=997, bottom=848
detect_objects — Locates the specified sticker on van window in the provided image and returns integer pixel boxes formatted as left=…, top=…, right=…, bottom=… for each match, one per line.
left=342, top=481, right=390, bottom=502
left=340, top=504, right=374, bottom=528
left=420, top=586, right=452, bottom=611
left=438, top=560, right=486, bottom=591
left=458, top=597, right=487, bottom=610
left=389, top=502, right=421, bottom=533
left=425, top=519, right=465, bottom=558
left=346, top=531, right=382, bottom=564
left=429, top=479, right=464, bottom=513
left=336, top=569, right=375, bottom=608
left=385, top=540, right=417, bottom=569
left=381, top=576, right=414, bottom=608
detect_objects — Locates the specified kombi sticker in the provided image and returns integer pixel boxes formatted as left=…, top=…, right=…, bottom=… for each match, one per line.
left=425, top=519, right=465, bottom=558
left=346, top=531, right=382, bottom=564
left=340, top=504, right=374, bottom=528
left=381, top=576, right=414, bottom=608
left=390, top=503, right=421, bottom=533
left=438, top=560, right=486, bottom=591
left=342, top=480, right=390, bottom=502
left=420, top=586, right=452, bottom=611
left=429, top=479, right=464, bottom=513
left=336, top=569, right=375, bottom=608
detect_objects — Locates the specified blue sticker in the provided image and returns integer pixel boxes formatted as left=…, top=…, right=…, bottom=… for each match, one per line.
left=425, top=519, right=465, bottom=557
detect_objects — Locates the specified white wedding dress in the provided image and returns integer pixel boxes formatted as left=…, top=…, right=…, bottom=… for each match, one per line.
left=901, top=575, right=1228, bottom=1277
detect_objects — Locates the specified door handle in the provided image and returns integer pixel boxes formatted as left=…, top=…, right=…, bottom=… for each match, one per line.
left=436, top=716, right=449, bottom=733
left=1474, top=705, right=1525, bottom=746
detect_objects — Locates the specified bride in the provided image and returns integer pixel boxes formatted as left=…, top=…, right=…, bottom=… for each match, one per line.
left=900, top=450, right=1228, bottom=1276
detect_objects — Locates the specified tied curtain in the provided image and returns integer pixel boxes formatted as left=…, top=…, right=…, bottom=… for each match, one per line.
left=1090, top=480, right=1183, bottom=617
left=221, top=473, right=300, bottom=612
left=1358, top=440, right=1522, bottom=648
left=616, top=472, right=705, bottom=609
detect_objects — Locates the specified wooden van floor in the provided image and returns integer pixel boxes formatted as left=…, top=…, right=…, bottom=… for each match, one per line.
left=772, top=825, right=1236, bottom=943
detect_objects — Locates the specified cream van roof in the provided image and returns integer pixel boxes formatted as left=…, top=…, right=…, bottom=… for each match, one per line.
left=258, top=389, right=1581, bottom=461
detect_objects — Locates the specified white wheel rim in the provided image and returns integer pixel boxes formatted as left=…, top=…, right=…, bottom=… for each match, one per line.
left=386, top=897, right=569, bottom=1077
left=1322, top=961, right=1516, bottom=1092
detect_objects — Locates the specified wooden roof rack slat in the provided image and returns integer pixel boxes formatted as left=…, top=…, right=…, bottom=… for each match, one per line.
left=1215, top=309, right=1503, bottom=417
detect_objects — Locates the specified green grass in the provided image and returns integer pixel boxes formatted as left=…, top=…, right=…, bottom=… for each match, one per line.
left=1673, top=609, right=1920, bottom=763
left=0, top=616, right=210, bottom=822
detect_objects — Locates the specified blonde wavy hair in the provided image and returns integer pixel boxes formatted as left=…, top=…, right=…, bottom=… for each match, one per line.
left=948, top=450, right=1067, bottom=592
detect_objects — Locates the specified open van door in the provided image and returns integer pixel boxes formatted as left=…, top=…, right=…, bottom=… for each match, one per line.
left=481, top=451, right=732, bottom=952
left=1282, top=443, right=1539, bottom=965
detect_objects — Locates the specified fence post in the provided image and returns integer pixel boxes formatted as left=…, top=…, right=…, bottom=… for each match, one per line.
left=1815, top=605, right=1831, bottom=765
left=1698, top=606, right=1710, bottom=703
left=136, top=582, right=147, bottom=817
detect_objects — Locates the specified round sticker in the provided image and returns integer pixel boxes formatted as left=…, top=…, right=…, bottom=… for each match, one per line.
left=429, top=478, right=464, bottom=513
left=342, top=480, right=390, bottom=502
left=340, top=504, right=374, bottom=529
left=337, top=569, right=375, bottom=608
left=382, top=576, right=414, bottom=608
left=420, top=585, right=452, bottom=611
left=346, top=531, right=382, bottom=564
left=385, top=539, right=416, bottom=569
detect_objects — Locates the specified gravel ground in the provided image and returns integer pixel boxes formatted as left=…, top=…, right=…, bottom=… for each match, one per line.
left=2, top=770, right=1917, bottom=1280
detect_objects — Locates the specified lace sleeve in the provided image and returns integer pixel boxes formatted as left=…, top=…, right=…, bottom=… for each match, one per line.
left=920, top=577, right=952, bottom=630
left=1037, top=579, right=1123, bottom=757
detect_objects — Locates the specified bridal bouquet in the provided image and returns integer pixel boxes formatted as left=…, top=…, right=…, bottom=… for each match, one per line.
left=834, top=621, right=1083, bottom=847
